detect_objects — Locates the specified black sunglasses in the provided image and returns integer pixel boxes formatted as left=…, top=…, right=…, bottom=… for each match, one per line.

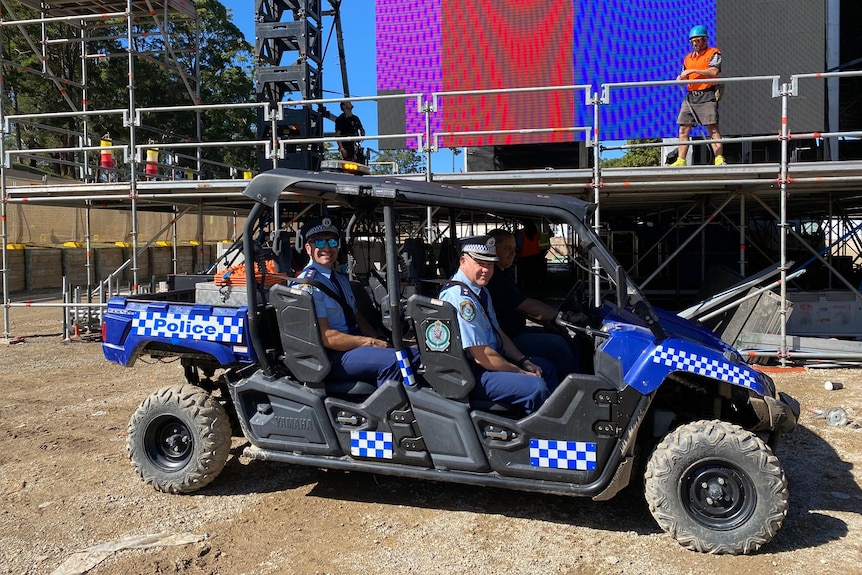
left=311, top=238, right=339, bottom=249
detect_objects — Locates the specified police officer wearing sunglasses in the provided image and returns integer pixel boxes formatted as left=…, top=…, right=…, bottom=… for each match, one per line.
left=295, top=218, right=419, bottom=387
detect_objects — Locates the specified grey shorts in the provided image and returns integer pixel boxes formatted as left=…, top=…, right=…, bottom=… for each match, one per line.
left=677, top=93, right=719, bottom=126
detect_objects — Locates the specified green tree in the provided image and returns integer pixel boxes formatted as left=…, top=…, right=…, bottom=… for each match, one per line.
left=171, top=0, right=256, bottom=173
left=369, top=148, right=425, bottom=174
left=2, top=1, right=97, bottom=175
left=2, top=0, right=255, bottom=178
left=602, top=139, right=662, bottom=168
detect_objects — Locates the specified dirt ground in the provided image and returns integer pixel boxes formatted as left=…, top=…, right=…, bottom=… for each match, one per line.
left=1, top=303, right=861, bottom=575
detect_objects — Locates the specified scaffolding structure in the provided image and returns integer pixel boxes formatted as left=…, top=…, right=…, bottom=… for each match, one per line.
left=3, top=2, right=862, bottom=365
left=255, top=0, right=326, bottom=172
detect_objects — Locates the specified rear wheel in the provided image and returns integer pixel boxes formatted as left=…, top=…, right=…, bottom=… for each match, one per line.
left=128, top=384, right=232, bottom=494
left=644, top=420, right=788, bottom=554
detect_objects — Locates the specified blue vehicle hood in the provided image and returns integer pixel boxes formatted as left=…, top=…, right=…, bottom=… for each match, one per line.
left=599, top=303, right=774, bottom=397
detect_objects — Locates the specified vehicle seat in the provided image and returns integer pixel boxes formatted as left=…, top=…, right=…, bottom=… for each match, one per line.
left=435, top=238, right=459, bottom=278
left=271, top=230, right=295, bottom=274
left=367, top=269, right=415, bottom=333
left=400, top=237, right=428, bottom=282
left=407, top=294, right=475, bottom=399
left=407, top=294, right=519, bottom=414
left=269, top=284, right=377, bottom=397
left=349, top=278, right=385, bottom=335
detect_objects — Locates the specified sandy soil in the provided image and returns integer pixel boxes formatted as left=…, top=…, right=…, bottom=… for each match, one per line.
left=1, top=304, right=861, bottom=575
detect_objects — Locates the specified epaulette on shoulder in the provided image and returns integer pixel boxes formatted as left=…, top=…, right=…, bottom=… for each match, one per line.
left=460, top=286, right=471, bottom=297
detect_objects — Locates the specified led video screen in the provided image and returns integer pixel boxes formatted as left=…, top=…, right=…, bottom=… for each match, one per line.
left=376, top=0, right=716, bottom=147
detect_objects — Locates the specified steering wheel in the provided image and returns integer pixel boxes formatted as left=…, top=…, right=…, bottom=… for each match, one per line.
left=554, top=279, right=606, bottom=339
left=556, top=279, right=585, bottom=316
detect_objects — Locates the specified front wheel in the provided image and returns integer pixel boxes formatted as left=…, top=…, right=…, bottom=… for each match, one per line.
left=128, top=384, right=232, bottom=494
left=644, top=420, right=788, bottom=554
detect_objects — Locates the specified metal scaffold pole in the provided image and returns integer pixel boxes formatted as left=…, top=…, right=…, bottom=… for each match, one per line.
left=739, top=194, right=746, bottom=278
left=590, top=88, right=603, bottom=308
left=778, top=83, right=791, bottom=367
left=424, top=97, right=433, bottom=182
left=0, top=19, right=9, bottom=339
left=127, top=0, right=140, bottom=293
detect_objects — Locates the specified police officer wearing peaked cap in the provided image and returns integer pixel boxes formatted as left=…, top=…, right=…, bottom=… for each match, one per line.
left=293, top=217, right=419, bottom=387
left=438, top=235, right=558, bottom=414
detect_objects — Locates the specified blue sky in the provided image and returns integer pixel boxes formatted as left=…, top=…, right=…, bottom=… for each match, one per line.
left=219, top=2, right=626, bottom=170
left=222, top=1, right=376, bottom=99
left=220, top=1, right=462, bottom=172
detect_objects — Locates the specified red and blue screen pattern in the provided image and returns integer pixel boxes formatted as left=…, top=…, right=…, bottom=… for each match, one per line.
left=376, top=0, right=716, bottom=145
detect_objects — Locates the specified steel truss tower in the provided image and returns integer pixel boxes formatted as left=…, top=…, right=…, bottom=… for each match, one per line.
left=255, top=0, right=324, bottom=171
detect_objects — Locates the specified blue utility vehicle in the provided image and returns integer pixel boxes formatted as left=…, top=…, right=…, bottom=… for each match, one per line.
left=103, top=169, right=799, bottom=554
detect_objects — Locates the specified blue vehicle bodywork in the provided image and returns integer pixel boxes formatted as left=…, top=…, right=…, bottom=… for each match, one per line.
left=102, top=293, right=772, bottom=401
left=598, top=303, right=773, bottom=397
left=101, top=296, right=256, bottom=367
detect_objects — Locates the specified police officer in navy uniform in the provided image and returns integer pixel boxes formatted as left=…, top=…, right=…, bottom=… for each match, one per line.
left=295, top=218, right=418, bottom=387
left=438, top=235, right=558, bottom=414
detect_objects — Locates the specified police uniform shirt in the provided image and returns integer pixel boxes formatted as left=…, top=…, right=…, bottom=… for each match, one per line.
left=438, top=268, right=501, bottom=352
left=295, top=261, right=358, bottom=334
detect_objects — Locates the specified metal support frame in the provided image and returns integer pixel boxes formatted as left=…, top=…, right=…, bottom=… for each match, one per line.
left=0, top=1, right=201, bottom=336
left=590, top=88, right=603, bottom=308
left=2, top=3, right=862, bottom=357
left=93, top=206, right=194, bottom=296
left=255, top=0, right=326, bottom=171
left=1, top=17, right=7, bottom=339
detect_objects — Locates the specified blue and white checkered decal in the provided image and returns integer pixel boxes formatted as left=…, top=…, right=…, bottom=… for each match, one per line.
left=350, top=430, right=393, bottom=459
left=132, top=312, right=243, bottom=343
left=396, top=349, right=416, bottom=387
left=530, top=439, right=597, bottom=470
left=652, top=345, right=758, bottom=388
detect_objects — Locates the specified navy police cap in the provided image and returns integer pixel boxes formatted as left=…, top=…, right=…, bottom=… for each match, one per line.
left=460, top=235, right=498, bottom=262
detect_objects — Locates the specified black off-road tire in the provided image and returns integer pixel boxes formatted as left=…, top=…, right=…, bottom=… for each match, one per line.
left=644, top=420, right=788, bottom=555
left=127, top=384, right=232, bottom=494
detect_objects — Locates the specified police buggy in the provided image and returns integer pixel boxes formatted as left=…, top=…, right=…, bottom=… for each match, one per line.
left=124, top=168, right=799, bottom=555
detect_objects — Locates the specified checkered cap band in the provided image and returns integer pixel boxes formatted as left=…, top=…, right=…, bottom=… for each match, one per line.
left=304, top=217, right=339, bottom=240
left=350, top=430, right=393, bottom=459
left=460, top=235, right=498, bottom=261
left=652, top=345, right=759, bottom=388
left=530, top=439, right=597, bottom=470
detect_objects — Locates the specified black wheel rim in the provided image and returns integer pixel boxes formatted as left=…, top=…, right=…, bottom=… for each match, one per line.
left=144, top=414, right=194, bottom=472
left=681, top=458, right=757, bottom=531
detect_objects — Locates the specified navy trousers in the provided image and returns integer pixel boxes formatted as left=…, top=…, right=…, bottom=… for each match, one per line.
left=470, top=356, right=558, bottom=414
left=328, top=346, right=420, bottom=387
left=513, top=328, right=578, bottom=380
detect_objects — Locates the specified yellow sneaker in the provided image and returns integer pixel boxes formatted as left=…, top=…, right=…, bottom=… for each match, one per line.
left=714, top=155, right=727, bottom=166
left=670, top=158, right=687, bottom=167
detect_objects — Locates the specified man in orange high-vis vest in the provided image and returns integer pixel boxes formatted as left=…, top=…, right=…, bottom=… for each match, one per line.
left=671, top=25, right=726, bottom=167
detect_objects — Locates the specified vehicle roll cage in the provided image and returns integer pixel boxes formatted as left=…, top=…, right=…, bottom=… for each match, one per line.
left=242, top=169, right=667, bottom=373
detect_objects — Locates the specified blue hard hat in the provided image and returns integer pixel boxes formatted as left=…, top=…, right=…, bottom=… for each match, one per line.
left=689, top=25, right=708, bottom=39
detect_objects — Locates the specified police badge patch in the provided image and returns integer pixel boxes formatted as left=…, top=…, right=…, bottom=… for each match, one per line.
left=297, top=268, right=316, bottom=294
left=424, top=319, right=451, bottom=352
left=459, top=300, right=476, bottom=322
